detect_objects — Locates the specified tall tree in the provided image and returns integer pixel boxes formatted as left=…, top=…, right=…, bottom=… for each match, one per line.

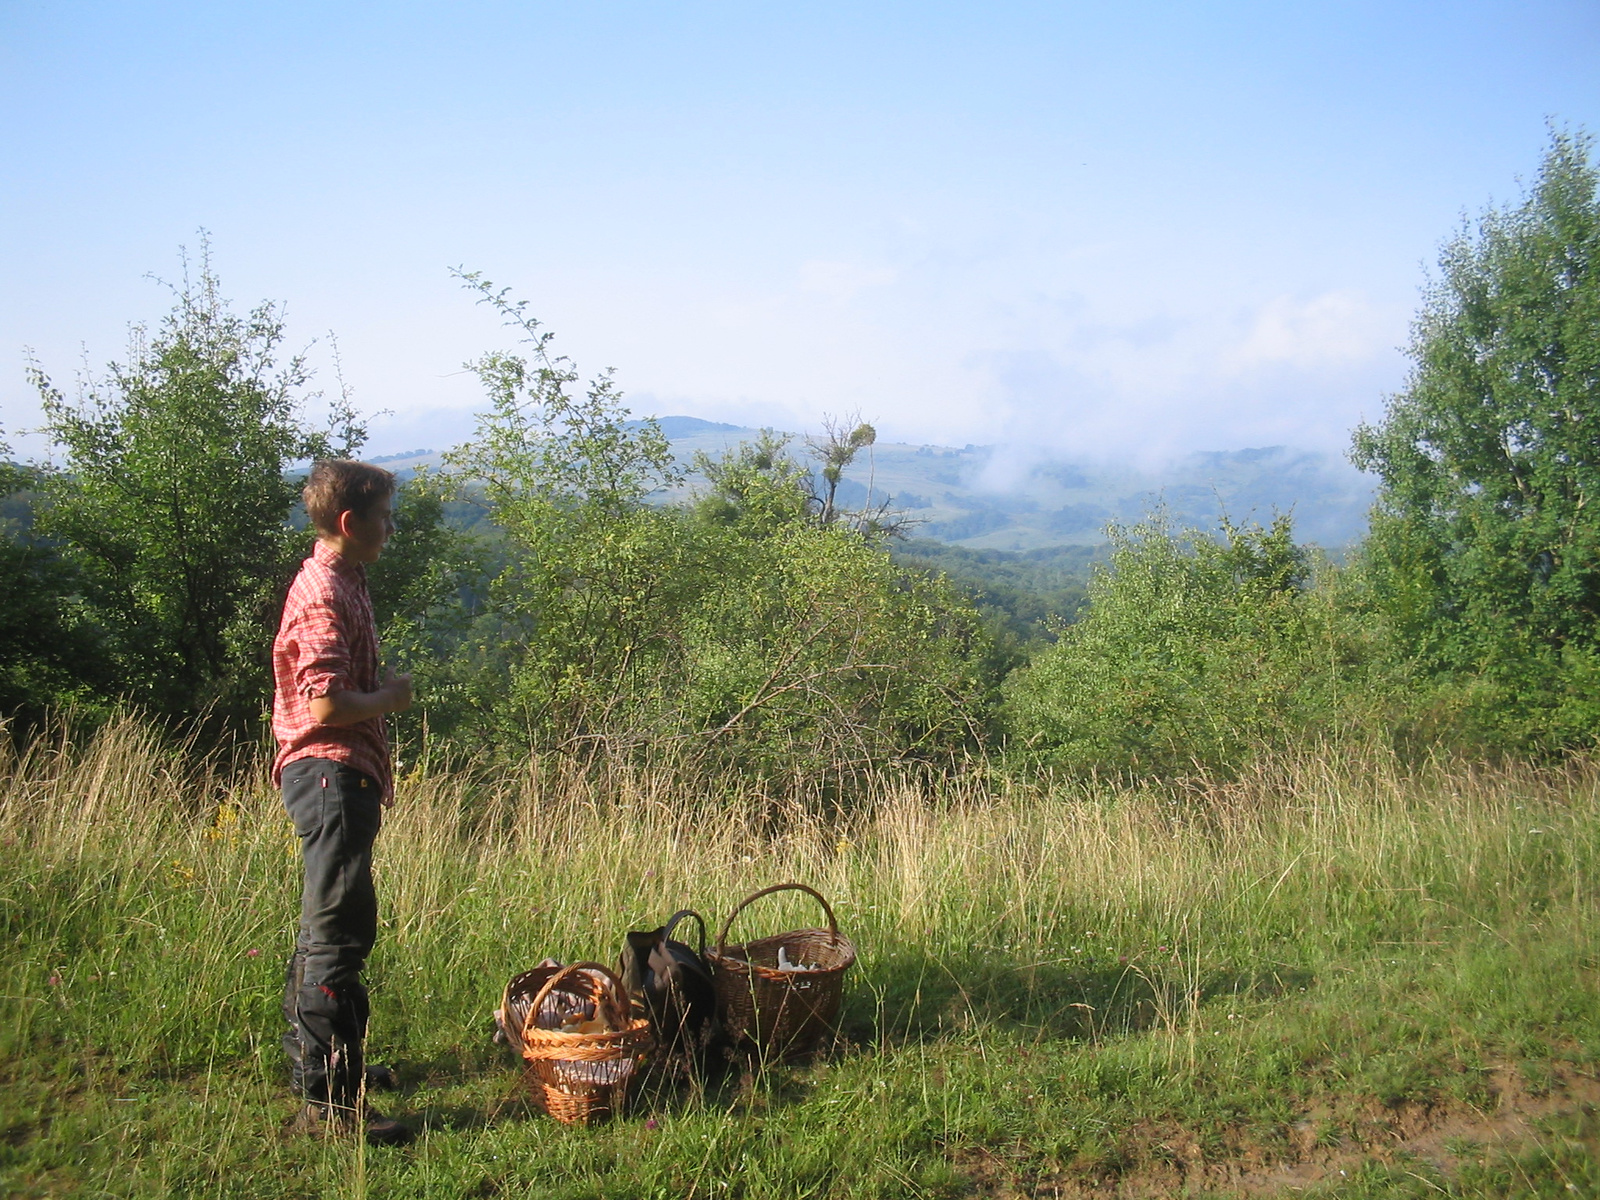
left=0, top=428, right=111, bottom=731
left=1352, top=128, right=1600, bottom=745
left=29, top=241, right=360, bottom=727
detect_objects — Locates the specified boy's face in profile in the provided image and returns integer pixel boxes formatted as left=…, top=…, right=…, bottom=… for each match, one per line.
left=338, top=493, right=396, bottom=564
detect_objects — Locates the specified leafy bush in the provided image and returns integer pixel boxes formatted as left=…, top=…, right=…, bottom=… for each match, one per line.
left=412, top=278, right=991, bottom=788
left=670, top=518, right=988, bottom=780
left=1003, top=514, right=1393, bottom=780
left=0, top=456, right=113, bottom=732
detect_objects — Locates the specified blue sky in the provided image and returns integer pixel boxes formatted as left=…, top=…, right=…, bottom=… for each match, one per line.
left=3, top=1, right=1597, bottom=463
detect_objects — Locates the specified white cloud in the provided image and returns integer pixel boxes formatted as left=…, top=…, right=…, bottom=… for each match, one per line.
left=1230, top=290, right=1390, bottom=370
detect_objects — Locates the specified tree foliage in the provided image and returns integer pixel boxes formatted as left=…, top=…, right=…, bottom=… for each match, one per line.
left=674, top=511, right=987, bottom=781
left=28, top=242, right=360, bottom=726
left=422, top=278, right=989, bottom=785
left=0, top=429, right=111, bottom=731
left=1351, top=128, right=1600, bottom=747
left=23, top=132, right=1600, bottom=787
left=435, top=273, right=689, bottom=746
left=1005, top=514, right=1390, bottom=779
left=691, top=431, right=814, bottom=534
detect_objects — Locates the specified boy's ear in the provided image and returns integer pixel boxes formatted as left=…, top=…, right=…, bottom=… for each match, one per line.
left=334, top=509, right=359, bottom=540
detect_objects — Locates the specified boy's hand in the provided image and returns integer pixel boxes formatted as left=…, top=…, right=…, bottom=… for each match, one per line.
left=382, top=667, right=414, bottom=714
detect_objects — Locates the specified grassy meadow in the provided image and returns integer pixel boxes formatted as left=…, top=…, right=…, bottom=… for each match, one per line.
left=2, top=718, right=1598, bottom=1198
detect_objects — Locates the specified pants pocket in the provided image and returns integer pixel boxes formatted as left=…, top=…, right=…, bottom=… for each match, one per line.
left=331, top=765, right=382, bottom=843
left=281, top=759, right=329, bottom=839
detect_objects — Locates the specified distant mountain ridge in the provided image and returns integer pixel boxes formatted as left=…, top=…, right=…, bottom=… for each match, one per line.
left=370, top=416, right=1376, bottom=550
left=643, top=419, right=1375, bottom=550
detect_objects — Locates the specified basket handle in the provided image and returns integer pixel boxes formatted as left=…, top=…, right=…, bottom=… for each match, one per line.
left=661, top=908, right=707, bottom=956
left=525, top=961, right=632, bottom=1034
left=715, top=882, right=840, bottom=956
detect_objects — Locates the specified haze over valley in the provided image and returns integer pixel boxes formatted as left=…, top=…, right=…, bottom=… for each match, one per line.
left=375, top=416, right=1375, bottom=551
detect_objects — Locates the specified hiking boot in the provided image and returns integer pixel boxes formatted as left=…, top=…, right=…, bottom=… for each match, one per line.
left=290, top=1102, right=413, bottom=1146
left=294, top=1063, right=398, bottom=1095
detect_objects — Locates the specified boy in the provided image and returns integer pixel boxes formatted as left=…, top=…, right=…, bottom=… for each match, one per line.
left=272, top=459, right=413, bottom=1144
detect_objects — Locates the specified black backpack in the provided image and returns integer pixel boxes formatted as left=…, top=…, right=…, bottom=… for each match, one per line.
left=618, top=909, right=719, bottom=1065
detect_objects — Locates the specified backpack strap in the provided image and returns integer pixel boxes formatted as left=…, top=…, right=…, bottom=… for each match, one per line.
left=660, top=909, right=707, bottom=956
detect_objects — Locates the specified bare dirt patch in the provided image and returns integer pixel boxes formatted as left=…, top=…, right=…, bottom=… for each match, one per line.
left=954, top=1063, right=1600, bottom=1197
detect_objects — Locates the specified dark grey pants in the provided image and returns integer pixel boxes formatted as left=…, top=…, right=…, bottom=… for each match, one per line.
left=280, top=757, right=382, bottom=1108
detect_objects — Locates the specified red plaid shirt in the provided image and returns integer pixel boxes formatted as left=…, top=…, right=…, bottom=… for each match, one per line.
left=272, top=540, right=394, bottom=802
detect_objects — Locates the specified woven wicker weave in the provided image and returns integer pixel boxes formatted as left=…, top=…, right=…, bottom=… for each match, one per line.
left=504, top=961, right=654, bottom=1125
left=496, top=965, right=554, bottom=1057
left=706, top=883, right=856, bottom=1060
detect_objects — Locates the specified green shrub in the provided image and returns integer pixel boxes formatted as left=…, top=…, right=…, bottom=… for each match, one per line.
left=417, top=277, right=991, bottom=788
left=1003, top=513, right=1393, bottom=780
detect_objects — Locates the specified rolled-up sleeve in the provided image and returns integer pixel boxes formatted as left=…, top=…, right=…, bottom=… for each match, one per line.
left=283, top=599, right=354, bottom=699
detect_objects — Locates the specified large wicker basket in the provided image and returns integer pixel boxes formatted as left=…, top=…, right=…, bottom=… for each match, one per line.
left=706, top=883, right=856, bottom=1060
left=503, top=961, right=654, bottom=1125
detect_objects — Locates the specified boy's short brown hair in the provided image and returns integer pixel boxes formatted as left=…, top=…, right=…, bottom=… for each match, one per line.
left=303, top=460, right=397, bottom=537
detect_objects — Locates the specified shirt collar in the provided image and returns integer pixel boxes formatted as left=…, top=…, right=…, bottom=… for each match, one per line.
left=312, top=538, right=367, bottom=582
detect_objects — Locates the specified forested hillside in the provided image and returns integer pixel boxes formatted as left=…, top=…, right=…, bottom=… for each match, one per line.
left=654, top=427, right=1373, bottom=552
left=370, top=422, right=1374, bottom=553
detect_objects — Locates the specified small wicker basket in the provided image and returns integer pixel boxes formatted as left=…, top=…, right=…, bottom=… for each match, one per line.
left=706, top=883, right=856, bottom=1060
left=502, top=961, right=654, bottom=1126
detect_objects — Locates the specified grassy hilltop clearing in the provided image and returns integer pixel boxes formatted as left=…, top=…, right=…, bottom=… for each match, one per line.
left=3, top=723, right=1597, bottom=1199
left=4, top=133, right=1600, bottom=1198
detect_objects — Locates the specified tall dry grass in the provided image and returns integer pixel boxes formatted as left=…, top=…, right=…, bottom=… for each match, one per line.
left=4, top=715, right=1593, bottom=1071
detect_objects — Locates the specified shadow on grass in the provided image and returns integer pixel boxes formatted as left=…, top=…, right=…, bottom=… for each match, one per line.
left=386, top=1045, right=531, bottom=1132
left=388, top=953, right=1316, bottom=1129
left=399, top=1040, right=806, bottom=1131
left=843, top=948, right=1315, bottom=1048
